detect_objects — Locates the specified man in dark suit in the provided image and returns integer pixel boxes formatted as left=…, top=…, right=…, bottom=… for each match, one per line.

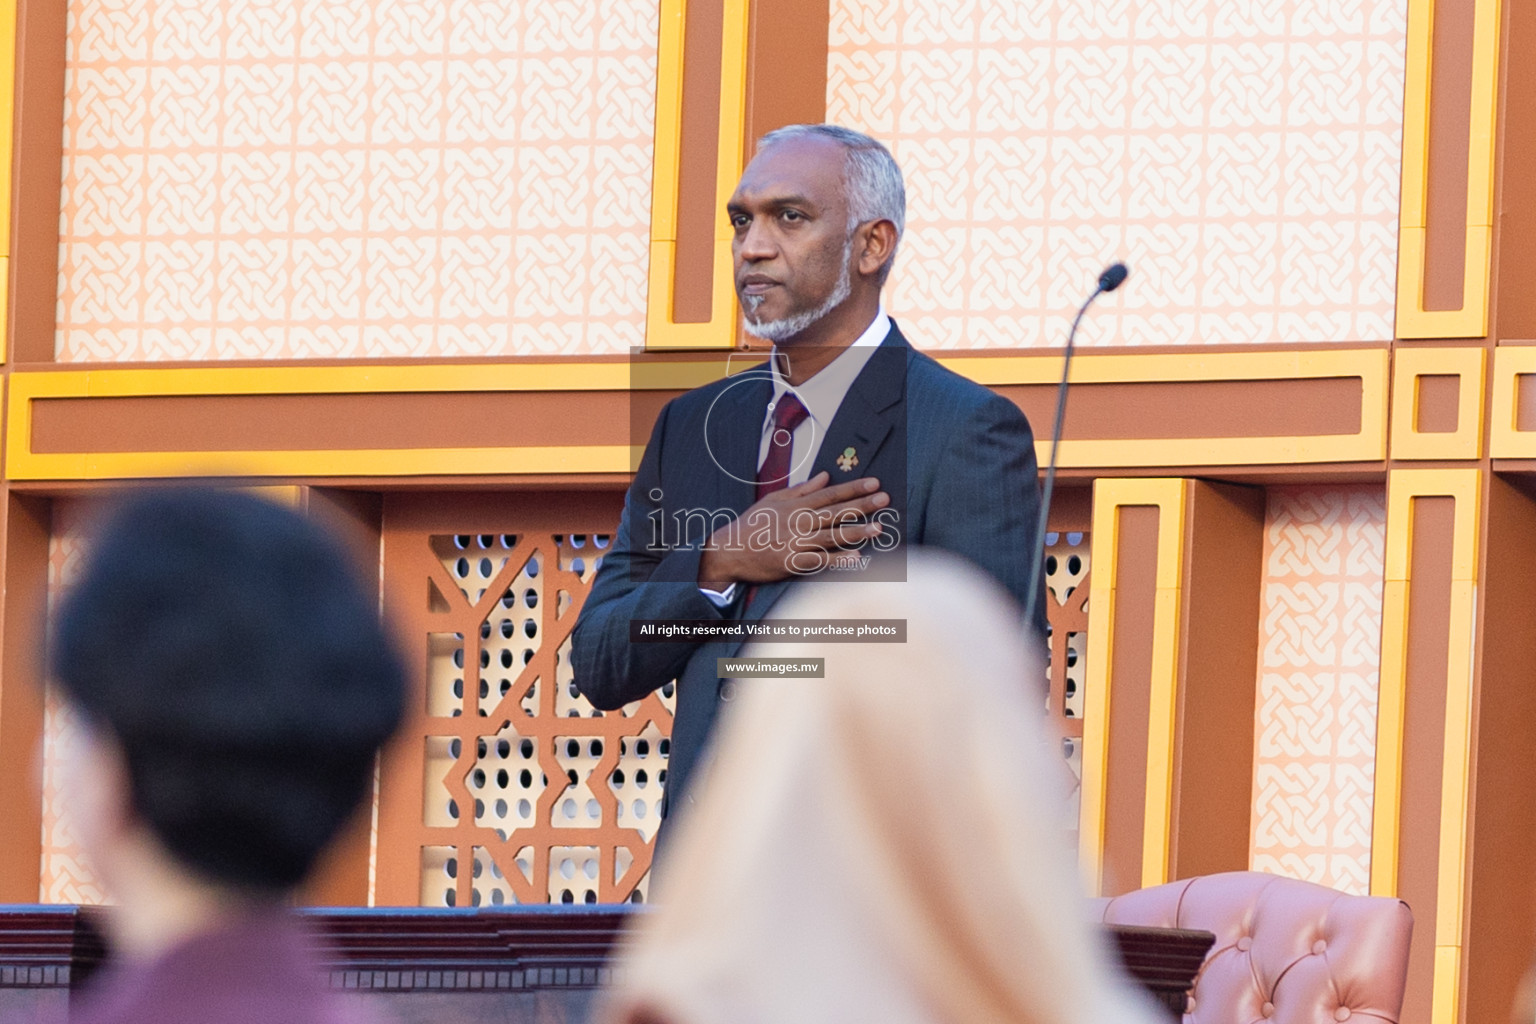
left=572, top=124, right=1043, bottom=824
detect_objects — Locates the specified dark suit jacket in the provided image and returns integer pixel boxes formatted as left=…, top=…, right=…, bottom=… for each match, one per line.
left=571, top=322, right=1043, bottom=821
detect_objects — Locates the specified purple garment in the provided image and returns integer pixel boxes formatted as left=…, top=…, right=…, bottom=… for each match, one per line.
left=70, top=908, right=366, bottom=1024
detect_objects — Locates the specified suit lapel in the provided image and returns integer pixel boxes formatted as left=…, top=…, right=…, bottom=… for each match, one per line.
left=808, top=326, right=908, bottom=483
left=704, top=370, right=771, bottom=515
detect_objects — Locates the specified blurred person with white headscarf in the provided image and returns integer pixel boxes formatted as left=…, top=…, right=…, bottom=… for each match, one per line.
left=603, top=549, right=1163, bottom=1024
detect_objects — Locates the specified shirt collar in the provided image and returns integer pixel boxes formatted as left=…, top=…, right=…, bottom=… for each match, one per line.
left=765, top=309, right=890, bottom=434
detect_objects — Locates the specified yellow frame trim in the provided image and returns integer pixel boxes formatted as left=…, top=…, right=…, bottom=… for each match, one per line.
left=1370, top=468, right=1479, bottom=1024
left=6, top=361, right=741, bottom=398
left=644, top=0, right=750, bottom=350
left=943, top=347, right=1389, bottom=468
left=3, top=363, right=744, bottom=480
left=1395, top=0, right=1501, bottom=338
left=5, top=348, right=1391, bottom=481
left=7, top=445, right=646, bottom=481
left=1080, top=478, right=1188, bottom=894
left=1488, top=345, right=1536, bottom=457
left=1389, top=347, right=1485, bottom=459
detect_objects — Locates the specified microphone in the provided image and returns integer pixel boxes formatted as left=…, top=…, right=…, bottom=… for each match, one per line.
left=1021, top=262, right=1128, bottom=635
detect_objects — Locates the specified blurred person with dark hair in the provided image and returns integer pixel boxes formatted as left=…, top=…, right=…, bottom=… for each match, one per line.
left=53, top=489, right=405, bottom=1024
left=602, top=551, right=1159, bottom=1024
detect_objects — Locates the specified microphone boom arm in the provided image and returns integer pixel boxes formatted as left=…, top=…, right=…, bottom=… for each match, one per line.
left=1021, top=262, right=1127, bottom=635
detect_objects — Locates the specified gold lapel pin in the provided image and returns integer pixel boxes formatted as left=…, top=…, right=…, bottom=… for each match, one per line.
left=836, top=446, right=859, bottom=472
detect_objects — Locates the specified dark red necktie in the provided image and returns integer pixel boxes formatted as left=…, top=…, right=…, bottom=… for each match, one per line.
left=744, top=393, right=808, bottom=609
left=756, top=393, right=809, bottom=500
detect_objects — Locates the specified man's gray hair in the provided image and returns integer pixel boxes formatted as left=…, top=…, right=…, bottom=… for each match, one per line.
left=757, top=123, right=906, bottom=283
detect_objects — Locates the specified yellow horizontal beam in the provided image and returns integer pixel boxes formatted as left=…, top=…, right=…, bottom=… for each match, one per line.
left=12, top=346, right=1388, bottom=397
left=951, top=347, right=1388, bottom=467
left=940, top=346, right=1386, bottom=387
left=3, top=346, right=1392, bottom=481
left=6, top=360, right=749, bottom=399
left=3, top=361, right=726, bottom=479
left=1050, top=434, right=1378, bottom=469
left=6, top=445, right=645, bottom=482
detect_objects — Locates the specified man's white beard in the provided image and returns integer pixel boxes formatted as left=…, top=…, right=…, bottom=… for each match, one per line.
left=742, top=242, right=853, bottom=344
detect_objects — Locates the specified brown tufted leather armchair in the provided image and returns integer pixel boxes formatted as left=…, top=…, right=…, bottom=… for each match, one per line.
left=1090, top=871, right=1413, bottom=1024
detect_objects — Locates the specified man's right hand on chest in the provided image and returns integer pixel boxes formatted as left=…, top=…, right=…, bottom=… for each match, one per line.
left=697, top=471, right=890, bottom=590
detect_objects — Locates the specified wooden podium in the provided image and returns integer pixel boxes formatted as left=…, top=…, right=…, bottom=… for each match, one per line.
left=0, top=905, right=1212, bottom=1021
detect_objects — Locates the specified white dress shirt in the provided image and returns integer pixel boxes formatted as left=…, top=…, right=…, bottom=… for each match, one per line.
left=758, top=310, right=888, bottom=487
left=701, top=310, right=891, bottom=606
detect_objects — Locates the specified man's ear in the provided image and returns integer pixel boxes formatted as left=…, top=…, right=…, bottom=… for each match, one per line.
left=855, top=220, right=898, bottom=280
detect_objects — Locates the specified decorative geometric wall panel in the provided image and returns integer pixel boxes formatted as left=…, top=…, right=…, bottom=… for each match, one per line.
left=384, top=518, right=1092, bottom=903
left=826, top=0, right=1407, bottom=349
left=1250, top=485, right=1386, bottom=894
left=386, top=528, right=673, bottom=907
left=39, top=501, right=106, bottom=906
left=57, top=0, right=658, bottom=361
